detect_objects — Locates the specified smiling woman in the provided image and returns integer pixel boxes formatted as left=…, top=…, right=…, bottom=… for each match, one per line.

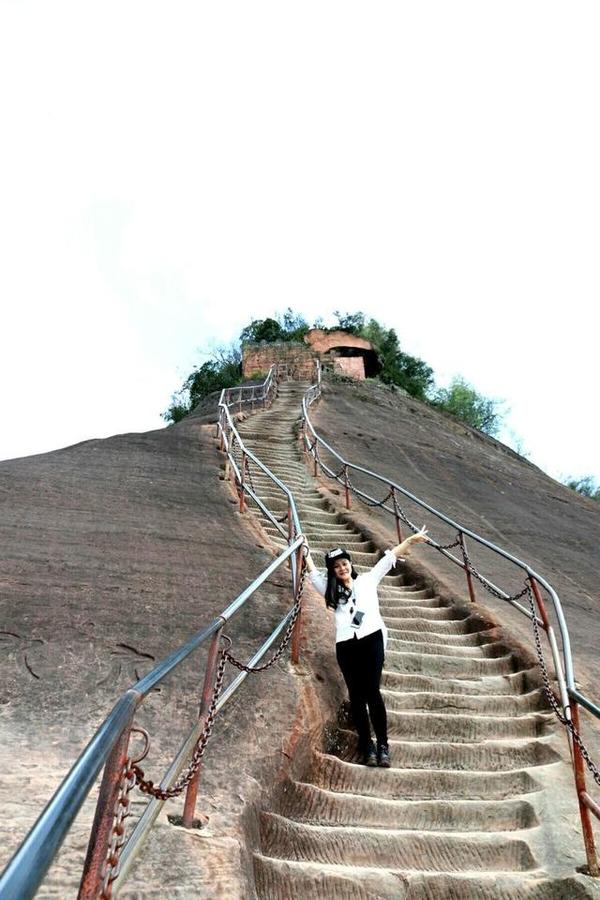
left=303, top=528, right=428, bottom=767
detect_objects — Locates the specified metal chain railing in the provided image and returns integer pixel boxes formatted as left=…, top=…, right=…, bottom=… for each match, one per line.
left=392, top=502, right=423, bottom=536
left=99, top=727, right=150, bottom=899
left=345, top=475, right=394, bottom=510
left=130, top=557, right=307, bottom=803
left=132, top=645, right=229, bottom=802
left=527, top=586, right=600, bottom=788
left=316, top=447, right=532, bottom=602
left=225, top=560, right=307, bottom=673
left=389, top=496, right=462, bottom=551
left=461, top=543, right=530, bottom=603
left=436, top=536, right=462, bottom=551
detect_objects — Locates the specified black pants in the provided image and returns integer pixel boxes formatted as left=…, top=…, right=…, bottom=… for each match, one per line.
left=336, top=628, right=388, bottom=751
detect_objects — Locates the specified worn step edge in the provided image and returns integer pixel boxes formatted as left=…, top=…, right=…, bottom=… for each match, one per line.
left=253, top=857, right=589, bottom=900
left=259, top=812, right=538, bottom=871
left=276, top=781, right=539, bottom=831
left=380, top=688, right=546, bottom=716
left=385, top=709, right=550, bottom=740
left=329, top=731, right=561, bottom=771
left=311, top=753, right=543, bottom=800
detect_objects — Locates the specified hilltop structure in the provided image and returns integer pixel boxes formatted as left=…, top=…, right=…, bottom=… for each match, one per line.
left=242, top=328, right=380, bottom=381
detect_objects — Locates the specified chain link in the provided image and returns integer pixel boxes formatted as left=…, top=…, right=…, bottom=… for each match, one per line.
left=224, top=557, right=307, bottom=673
left=344, top=476, right=394, bottom=510
left=99, top=758, right=137, bottom=898
left=526, top=585, right=600, bottom=788
left=393, top=504, right=424, bottom=536
left=435, top=536, right=462, bottom=551
left=131, top=556, right=307, bottom=802
left=132, top=645, right=228, bottom=802
left=460, top=543, right=530, bottom=603
left=328, top=470, right=528, bottom=603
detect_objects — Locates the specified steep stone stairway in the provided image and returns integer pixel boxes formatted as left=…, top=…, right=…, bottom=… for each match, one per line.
left=234, top=382, right=593, bottom=899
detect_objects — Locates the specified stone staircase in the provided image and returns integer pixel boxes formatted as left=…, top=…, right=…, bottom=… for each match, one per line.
left=233, top=382, right=595, bottom=899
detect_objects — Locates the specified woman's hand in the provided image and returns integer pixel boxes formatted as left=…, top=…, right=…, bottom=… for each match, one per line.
left=298, top=533, right=316, bottom=571
left=393, top=525, right=429, bottom=558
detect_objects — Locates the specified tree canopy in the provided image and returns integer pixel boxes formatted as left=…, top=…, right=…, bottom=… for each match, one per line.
left=562, top=475, right=600, bottom=501
left=430, top=376, right=503, bottom=436
left=240, top=309, right=309, bottom=345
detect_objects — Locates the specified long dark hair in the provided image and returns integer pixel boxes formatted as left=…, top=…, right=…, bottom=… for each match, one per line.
left=325, top=567, right=359, bottom=610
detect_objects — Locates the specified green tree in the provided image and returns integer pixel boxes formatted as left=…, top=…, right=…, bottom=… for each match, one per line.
left=333, top=310, right=366, bottom=334
left=162, top=345, right=242, bottom=423
left=240, top=308, right=309, bottom=345
left=240, top=317, right=285, bottom=345
left=359, top=318, right=434, bottom=399
left=563, top=475, right=600, bottom=500
left=431, top=376, right=503, bottom=436
left=281, top=308, right=309, bottom=342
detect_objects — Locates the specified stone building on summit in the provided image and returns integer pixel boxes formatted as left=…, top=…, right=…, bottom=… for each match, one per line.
left=242, top=328, right=380, bottom=381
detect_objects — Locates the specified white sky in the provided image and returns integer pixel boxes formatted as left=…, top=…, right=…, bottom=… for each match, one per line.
left=1, top=1, right=598, bottom=485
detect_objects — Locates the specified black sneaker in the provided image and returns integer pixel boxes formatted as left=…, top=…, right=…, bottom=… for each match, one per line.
left=361, top=742, right=378, bottom=767
left=377, top=743, right=391, bottom=768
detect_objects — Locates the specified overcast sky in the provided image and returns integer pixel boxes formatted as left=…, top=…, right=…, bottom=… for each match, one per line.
left=1, top=1, right=598, bottom=486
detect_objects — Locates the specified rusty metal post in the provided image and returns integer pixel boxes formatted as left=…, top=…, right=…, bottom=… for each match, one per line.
left=239, top=452, right=247, bottom=513
left=391, top=487, right=403, bottom=544
left=570, top=703, right=600, bottom=876
left=182, top=629, right=223, bottom=829
left=344, top=465, right=351, bottom=509
left=290, top=546, right=303, bottom=665
left=528, top=576, right=551, bottom=631
left=458, top=532, right=477, bottom=603
left=228, top=458, right=236, bottom=496
left=78, top=710, right=136, bottom=899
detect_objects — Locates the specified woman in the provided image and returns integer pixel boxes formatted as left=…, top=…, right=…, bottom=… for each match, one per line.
left=303, top=527, right=428, bottom=767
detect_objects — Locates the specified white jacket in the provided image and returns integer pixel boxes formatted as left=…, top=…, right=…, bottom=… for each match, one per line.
left=309, top=549, right=398, bottom=649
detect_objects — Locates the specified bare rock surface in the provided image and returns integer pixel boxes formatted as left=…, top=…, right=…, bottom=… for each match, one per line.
left=0, top=411, right=335, bottom=896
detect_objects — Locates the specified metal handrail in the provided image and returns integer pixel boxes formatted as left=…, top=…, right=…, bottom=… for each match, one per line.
left=301, top=374, right=600, bottom=875
left=219, top=365, right=278, bottom=414
left=216, top=365, right=303, bottom=585
left=0, top=368, right=306, bottom=899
